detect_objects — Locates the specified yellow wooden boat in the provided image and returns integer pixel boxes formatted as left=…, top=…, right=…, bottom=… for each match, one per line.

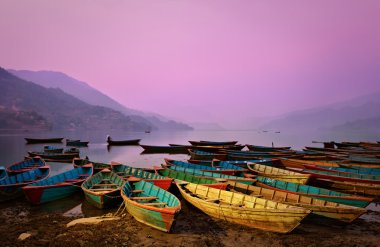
left=176, top=182, right=311, bottom=233
left=226, top=181, right=366, bottom=223
left=247, top=162, right=310, bottom=184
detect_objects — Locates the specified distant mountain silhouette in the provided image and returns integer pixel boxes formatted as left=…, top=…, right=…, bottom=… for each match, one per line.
left=8, top=69, right=192, bottom=130
left=260, top=91, right=380, bottom=133
left=0, top=67, right=152, bottom=131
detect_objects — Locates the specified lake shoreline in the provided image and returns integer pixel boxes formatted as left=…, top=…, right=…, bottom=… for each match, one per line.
left=2, top=197, right=380, bottom=247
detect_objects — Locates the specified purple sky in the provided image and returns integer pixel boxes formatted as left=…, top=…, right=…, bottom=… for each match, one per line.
left=1, top=0, right=380, bottom=127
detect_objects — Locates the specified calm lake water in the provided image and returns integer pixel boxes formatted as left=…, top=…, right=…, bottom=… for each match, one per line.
left=1, top=129, right=379, bottom=217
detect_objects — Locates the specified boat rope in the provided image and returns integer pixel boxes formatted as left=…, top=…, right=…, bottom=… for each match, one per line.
left=113, top=201, right=126, bottom=217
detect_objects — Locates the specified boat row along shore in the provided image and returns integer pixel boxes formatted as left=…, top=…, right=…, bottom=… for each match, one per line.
left=1, top=138, right=380, bottom=233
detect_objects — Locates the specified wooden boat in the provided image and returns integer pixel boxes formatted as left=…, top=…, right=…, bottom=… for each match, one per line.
left=176, top=182, right=310, bottom=233
left=43, top=145, right=64, bottom=153
left=73, top=158, right=111, bottom=173
left=281, top=158, right=380, bottom=169
left=166, top=164, right=256, bottom=185
left=111, top=162, right=173, bottom=190
left=246, top=144, right=292, bottom=152
left=25, top=137, right=64, bottom=144
left=0, top=166, right=50, bottom=202
left=226, top=181, right=366, bottom=222
left=107, top=136, right=141, bottom=146
left=0, top=166, right=6, bottom=180
left=191, top=145, right=245, bottom=152
left=6, top=157, right=46, bottom=175
left=188, top=149, right=227, bottom=161
left=312, top=179, right=380, bottom=196
left=287, top=167, right=380, bottom=184
left=155, top=168, right=227, bottom=190
left=189, top=140, right=238, bottom=146
left=247, top=163, right=310, bottom=184
left=301, top=164, right=380, bottom=176
left=348, top=155, right=380, bottom=164
left=23, top=164, right=93, bottom=205
left=27, top=151, right=79, bottom=160
left=140, top=145, right=188, bottom=154
left=82, top=169, right=124, bottom=209
left=256, top=176, right=373, bottom=208
left=164, top=159, right=247, bottom=176
left=66, top=139, right=89, bottom=147
left=337, top=164, right=380, bottom=175
left=121, top=180, right=181, bottom=232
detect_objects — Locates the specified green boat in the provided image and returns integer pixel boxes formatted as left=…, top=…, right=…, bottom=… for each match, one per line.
left=165, top=164, right=256, bottom=185
left=155, top=168, right=228, bottom=190
left=121, top=180, right=181, bottom=232
left=256, top=176, right=373, bottom=208
left=111, top=162, right=173, bottom=190
left=82, top=169, right=125, bottom=209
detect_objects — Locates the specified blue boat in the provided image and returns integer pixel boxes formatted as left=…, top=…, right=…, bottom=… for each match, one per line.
left=6, top=157, right=46, bottom=175
left=22, top=164, right=93, bottom=205
left=43, top=145, right=64, bottom=153
left=337, top=165, right=380, bottom=175
left=0, top=166, right=50, bottom=202
left=0, top=166, right=6, bottom=180
left=165, top=159, right=246, bottom=171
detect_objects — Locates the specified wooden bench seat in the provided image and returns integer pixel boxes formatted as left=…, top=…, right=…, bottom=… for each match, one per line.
left=131, top=190, right=144, bottom=193
left=92, top=184, right=119, bottom=187
left=130, top=196, right=158, bottom=201
left=89, top=188, right=116, bottom=192
left=141, top=202, right=167, bottom=206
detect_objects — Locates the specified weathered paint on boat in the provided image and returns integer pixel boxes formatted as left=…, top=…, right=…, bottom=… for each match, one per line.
left=82, top=169, right=124, bottom=209
left=247, top=162, right=310, bottom=184
left=6, top=157, right=46, bottom=175
left=313, top=179, right=380, bottom=196
left=256, top=176, right=373, bottom=208
left=0, top=166, right=50, bottom=202
left=176, top=182, right=310, bottom=233
left=111, top=162, right=173, bottom=190
left=23, top=165, right=93, bottom=205
left=227, top=181, right=366, bottom=222
left=157, top=168, right=228, bottom=190
left=121, top=180, right=181, bottom=232
left=165, top=164, right=256, bottom=185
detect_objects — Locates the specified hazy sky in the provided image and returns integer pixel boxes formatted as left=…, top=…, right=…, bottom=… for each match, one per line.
left=1, top=0, right=380, bottom=127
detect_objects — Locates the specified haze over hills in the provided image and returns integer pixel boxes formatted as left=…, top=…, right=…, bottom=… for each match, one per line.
left=8, top=69, right=192, bottom=131
left=0, top=67, right=152, bottom=131
left=259, top=91, right=380, bottom=134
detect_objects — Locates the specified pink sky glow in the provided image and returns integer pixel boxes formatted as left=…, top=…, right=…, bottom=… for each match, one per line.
left=1, top=0, right=380, bottom=127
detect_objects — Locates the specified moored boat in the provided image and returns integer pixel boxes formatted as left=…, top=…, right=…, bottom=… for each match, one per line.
left=246, top=144, right=292, bottom=152
left=107, top=136, right=141, bottom=146
left=23, top=164, right=93, bottom=205
left=0, top=167, right=7, bottom=180
left=82, top=169, right=124, bottom=209
left=0, top=166, right=50, bottom=202
left=188, top=149, right=227, bottom=161
left=256, top=176, right=373, bottom=207
left=43, top=145, right=64, bottom=153
left=247, top=162, right=310, bottom=184
left=25, top=137, right=64, bottom=144
left=140, top=145, right=188, bottom=154
left=66, top=139, right=89, bottom=147
left=176, top=182, right=311, bottom=233
left=27, top=151, right=79, bottom=161
left=121, top=180, right=181, bottom=232
left=73, top=158, right=111, bottom=173
left=226, top=181, right=366, bottom=222
left=188, top=140, right=238, bottom=146
left=6, top=157, right=46, bottom=175
left=111, top=162, right=173, bottom=190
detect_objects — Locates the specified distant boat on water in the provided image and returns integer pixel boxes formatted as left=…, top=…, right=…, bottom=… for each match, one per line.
left=25, top=137, right=64, bottom=144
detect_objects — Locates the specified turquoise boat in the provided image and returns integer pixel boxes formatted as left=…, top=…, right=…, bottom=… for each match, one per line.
left=304, top=164, right=380, bottom=176
left=164, top=159, right=246, bottom=176
left=43, top=145, right=63, bottom=153
left=6, top=157, right=46, bottom=175
left=165, top=164, right=255, bottom=185
left=338, top=164, right=380, bottom=175
left=82, top=169, right=124, bottom=209
left=73, top=158, right=111, bottom=173
left=0, top=166, right=50, bottom=202
left=0, top=166, right=6, bottom=180
left=22, top=164, right=93, bottom=205
left=121, top=180, right=181, bottom=232
left=111, top=162, right=173, bottom=190
left=256, top=176, right=373, bottom=208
